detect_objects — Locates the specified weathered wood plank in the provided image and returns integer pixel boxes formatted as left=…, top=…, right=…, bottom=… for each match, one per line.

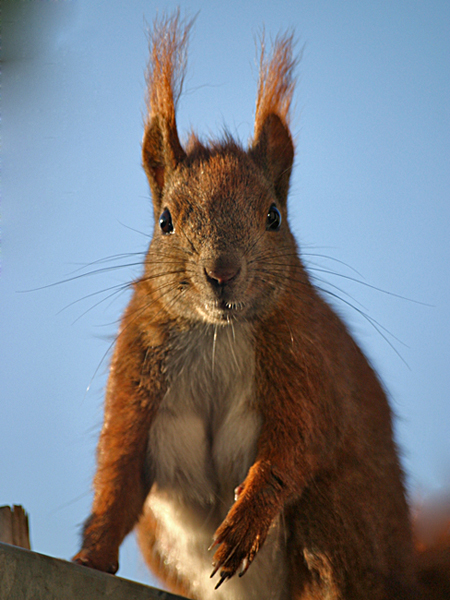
left=0, top=542, right=186, bottom=600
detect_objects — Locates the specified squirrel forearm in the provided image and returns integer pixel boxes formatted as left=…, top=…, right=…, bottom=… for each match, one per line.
left=74, top=321, right=168, bottom=572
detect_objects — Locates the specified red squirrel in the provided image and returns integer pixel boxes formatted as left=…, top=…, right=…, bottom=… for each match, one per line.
left=73, top=14, right=449, bottom=600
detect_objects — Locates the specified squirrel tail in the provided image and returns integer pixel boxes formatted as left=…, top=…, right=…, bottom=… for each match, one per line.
left=414, top=499, right=450, bottom=599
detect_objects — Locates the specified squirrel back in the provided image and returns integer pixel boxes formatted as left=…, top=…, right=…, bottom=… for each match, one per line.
left=73, top=13, right=450, bottom=600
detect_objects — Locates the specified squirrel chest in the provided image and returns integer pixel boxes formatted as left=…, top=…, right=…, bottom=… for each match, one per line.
left=146, top=323, right=261, bottom=507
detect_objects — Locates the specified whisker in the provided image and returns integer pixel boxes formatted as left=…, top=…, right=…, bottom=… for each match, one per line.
left=315, top=286, right=410, bottom=368
left=302, top=252, right=365, bottom=277
left=58, top=282, right=133, bottom=314
left=251, top=258, right=410, bottom=362
left=70, top=285, right=133, bottom=325
left=308, top=267, right=432, bottom=306
left=67, top=252, right=147, bottom=272
left=178, top=226, right=199, bottom=256
left=212, top=325, right=218, bottom=375
left=250, top=247, right=430, bottom=307
left=18, top=262, right=145, bottom=293
left=117, top=221, right=152, bottom=238
left=226, top=320, right=240, bottom=372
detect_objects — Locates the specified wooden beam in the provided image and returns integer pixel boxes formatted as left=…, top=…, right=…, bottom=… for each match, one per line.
left=0, top=505, right=31, bottom=549
left=0, top=542, right=186, bottom=600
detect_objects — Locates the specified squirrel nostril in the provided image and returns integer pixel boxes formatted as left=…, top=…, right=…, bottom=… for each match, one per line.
left=205, top=265, right=240, bottom=287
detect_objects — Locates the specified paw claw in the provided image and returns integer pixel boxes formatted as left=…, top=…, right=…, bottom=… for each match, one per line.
left=72, top=550, right=118, bottom=574
left=239, top=557, right=250, bottom=577
left=215, top=573, right=229, bottom=590
left=210, top=564, right=219, bottom=578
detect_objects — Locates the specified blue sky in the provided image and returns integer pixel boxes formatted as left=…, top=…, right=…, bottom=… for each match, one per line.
left=2, top=0, right=449, bottom=589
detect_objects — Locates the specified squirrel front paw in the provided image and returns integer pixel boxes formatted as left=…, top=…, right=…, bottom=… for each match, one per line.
left=210, top=496, right=274, bottom=588
left=72, top=548, right=119, bottom=575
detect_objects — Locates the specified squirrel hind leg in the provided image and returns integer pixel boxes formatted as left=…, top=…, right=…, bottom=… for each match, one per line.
left=284, top=486, right=418, bottom=600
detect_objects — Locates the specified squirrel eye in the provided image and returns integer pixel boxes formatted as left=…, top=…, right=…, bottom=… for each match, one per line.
left=159, top=208, right=174, bottom=234
left=266, top=203, right=282, bottom=231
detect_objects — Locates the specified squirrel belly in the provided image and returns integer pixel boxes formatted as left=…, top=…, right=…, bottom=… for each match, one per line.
left=138, top=323, right=289, bottom=599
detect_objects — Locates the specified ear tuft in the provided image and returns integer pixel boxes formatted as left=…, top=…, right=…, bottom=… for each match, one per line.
left=253, top=31, right=298, bottom=140
left=142, top=12, right=192, bottom=205
left=250, top=32, right=298, bottom=204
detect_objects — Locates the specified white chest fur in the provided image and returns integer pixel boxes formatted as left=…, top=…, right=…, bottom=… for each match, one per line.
left=144, top=324, right=288, bottom=599
left=148, top=323, right=260, bottom=506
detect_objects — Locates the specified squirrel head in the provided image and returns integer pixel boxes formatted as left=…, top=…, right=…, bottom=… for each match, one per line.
left=140, top=14, right=300, bottom=326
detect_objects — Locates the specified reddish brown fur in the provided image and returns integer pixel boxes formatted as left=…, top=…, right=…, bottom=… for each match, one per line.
left=146, top=10, right=191, bottom=125
left=254, top=32, right=297, bottom=137
left=73, top=13, right=449, bottom=600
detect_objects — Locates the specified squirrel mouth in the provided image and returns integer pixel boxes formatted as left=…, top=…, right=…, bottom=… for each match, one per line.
left=198, top=299, right=246, bottom=323
left=222, top=300, right=245, bottom=312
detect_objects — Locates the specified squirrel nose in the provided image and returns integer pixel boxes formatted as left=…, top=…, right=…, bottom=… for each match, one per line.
left=204, top=257, right=241, bottom=287
left=205, top=265, right=240, bottom=286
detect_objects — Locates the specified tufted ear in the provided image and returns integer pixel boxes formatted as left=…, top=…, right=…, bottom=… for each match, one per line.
left=249, top=32, right=297, bottom=205
left=250, top=113, right=294, bottom=205
left=142, top=115, right=186, bottom=207
left=142, top=12, right=192, bottom=209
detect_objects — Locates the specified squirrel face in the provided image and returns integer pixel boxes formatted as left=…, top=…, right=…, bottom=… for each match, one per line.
left=140, top=17, right=297, bottom=329
left=142, top=146, right=294, bottom=326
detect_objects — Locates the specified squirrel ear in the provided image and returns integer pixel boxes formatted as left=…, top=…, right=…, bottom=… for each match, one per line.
left=250, top=113, right=294, bottom=205
left=142, top=115, right=186, bottom=205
